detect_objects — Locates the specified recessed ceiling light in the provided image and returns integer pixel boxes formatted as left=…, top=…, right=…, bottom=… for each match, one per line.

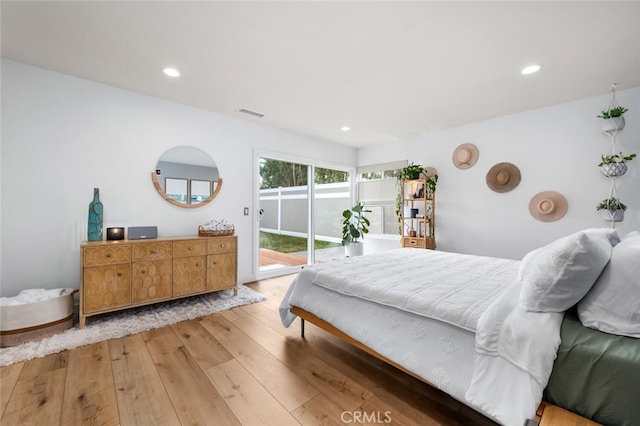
left=163, top=68, right=180, bottom=77
left=341, top=126, right=351, bottom=132
left=521, top=64, right=541, bottom=75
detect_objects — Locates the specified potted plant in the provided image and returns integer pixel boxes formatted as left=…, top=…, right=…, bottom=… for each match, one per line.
left=597, top=106, right=628, bottom=133
left=400, top=163, right=425, bottom=180
left=342, top=201, right=371, bottom=256
left=598, top=152, right=636, bottom=177
left=596, top=197, right=627, bottom=222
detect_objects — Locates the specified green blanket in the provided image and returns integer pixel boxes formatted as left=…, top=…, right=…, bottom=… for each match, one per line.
left=544, top=312, right=640, bottom=426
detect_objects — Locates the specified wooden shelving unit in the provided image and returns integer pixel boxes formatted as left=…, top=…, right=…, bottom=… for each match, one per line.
left=400, top=179, right=435, bottom=249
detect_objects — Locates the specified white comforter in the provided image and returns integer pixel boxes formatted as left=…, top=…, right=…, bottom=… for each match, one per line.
left=312, top=248, right=518, bottom=331
left=280, top=248, right=563, bottom=426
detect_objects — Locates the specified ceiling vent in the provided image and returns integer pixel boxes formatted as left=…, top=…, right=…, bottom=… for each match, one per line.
left=238, top=108, right=265, bottom=118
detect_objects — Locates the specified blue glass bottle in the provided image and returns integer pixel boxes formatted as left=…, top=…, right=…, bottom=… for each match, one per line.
left=88, top=188, right=104, bottom=241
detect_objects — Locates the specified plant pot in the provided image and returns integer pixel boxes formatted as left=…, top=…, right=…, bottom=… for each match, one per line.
left=600, top=209, right=624, bottom=222
left=602, top=116, right=625, bottom=133
left=345, top=241, right=364, bottom=257
left=600, top=162, right=628, bottom=177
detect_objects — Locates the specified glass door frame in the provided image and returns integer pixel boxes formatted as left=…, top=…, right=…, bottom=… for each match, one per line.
left=253, top=149, right=355, bottom=280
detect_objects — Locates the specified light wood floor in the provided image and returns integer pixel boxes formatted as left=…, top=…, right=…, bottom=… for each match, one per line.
left=0, top=274, right=498, bottom=426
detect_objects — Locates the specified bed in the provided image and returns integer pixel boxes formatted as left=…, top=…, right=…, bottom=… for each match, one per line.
left=279, top=228, right=640, bottom=426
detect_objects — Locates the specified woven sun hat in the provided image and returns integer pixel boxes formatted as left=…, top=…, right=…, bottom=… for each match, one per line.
left=529, top=191, right=568, bottom=222
left=423, top=166, right=438, bottom=178
left=452, top=143, right=479, bottom=169
left=486, top=162, right=521, bottom=193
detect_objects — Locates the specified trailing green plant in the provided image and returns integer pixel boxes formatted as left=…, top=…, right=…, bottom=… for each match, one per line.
left=598, top=152, right=636, bottom=166
left=399, top=163, right=424, bottom=180
left=596, top=198, right=627, bottom=212
left=341, top=202, right=371, bottom=245
left=597, top=106, right=628, bottom=119
left=425, top=174, right=438, bottom=195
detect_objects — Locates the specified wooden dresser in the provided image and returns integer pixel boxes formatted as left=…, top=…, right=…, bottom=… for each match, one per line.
left=80, top=235, right=237, bottom=328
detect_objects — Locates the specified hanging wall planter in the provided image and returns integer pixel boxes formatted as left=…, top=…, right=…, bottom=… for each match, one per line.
left=602, top=116, right=625, bottom=133
left=598, top=153, right=635, bottom=178
left=598, top=106, right=628, bottom=133
left=600, top=209, right=625, bottom=222
left=600, top=162, right=628, bottom=177
left=596, top=198, right=627, bottom=222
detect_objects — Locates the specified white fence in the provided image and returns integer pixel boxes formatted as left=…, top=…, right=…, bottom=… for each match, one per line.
left=259, top=181, right=398, bottom=242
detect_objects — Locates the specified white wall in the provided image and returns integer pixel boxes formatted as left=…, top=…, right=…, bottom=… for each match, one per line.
left=0, top=60, right=357, bottom=297
left=3, top=59, right=639, bottom=297
left=359, top=87, right=640, bottom=259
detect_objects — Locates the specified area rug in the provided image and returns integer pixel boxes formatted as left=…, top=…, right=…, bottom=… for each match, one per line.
left=0, top=284, right=266, bottom=367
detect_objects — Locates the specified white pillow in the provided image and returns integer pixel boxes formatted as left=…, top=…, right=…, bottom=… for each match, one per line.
left=577, top=231, right=640, bottom=337
left=519, top=228, right=619, bottom=312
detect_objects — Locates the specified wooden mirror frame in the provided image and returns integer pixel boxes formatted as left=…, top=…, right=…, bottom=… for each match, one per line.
left=151, top=172, right=223, bottom=208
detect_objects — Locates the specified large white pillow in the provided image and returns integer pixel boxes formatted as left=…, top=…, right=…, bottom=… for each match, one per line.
left=577, top=231, right=640, bottom=337
left=519, top=228, right=619, bottom=312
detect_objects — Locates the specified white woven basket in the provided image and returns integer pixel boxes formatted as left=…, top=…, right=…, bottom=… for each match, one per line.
left=0, top=290, right=77, bottom=347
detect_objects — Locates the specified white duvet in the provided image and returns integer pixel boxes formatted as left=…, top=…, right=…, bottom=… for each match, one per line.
left=280, top=248, right=563, bottom=426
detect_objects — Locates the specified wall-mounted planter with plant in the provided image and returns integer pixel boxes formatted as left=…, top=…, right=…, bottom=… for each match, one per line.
left=598, top=106, right=628, bottom=133
left=598, top=106, right=629, bottom=133
left=596, top=198, right=626, bottom=222
left=598, top=153, right=636, bottom=177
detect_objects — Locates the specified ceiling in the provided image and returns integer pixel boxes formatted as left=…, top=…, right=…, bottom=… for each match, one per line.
left=2, top=1, right=640, bottom=148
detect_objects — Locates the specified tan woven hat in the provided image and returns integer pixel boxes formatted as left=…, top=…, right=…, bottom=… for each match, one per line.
left=486, top=162, right=521, bottom=193
left=423, top=166, right=438, bottom=178
left=452, top=144, right=479, bottom=169
left=529, top=191, right=568, bottom=222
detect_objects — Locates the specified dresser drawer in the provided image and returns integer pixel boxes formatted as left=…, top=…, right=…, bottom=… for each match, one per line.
left=83, top=245, right=131, bottom=266
left=207, top=237, right=237, bottom=254
left=132, top=242, right=172, bottom=261
left=173, top=240, right=207, bottom=258
left=403, top=237, right=426, bottom=248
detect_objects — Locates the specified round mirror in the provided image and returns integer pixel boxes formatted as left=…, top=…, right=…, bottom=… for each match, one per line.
left=151, top=146, right=222, bottom=208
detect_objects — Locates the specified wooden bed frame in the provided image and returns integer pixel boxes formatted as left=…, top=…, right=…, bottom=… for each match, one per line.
left=290, top=306, right=599, bottom=426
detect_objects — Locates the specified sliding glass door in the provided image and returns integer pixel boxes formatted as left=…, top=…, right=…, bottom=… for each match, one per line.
left=256, top=152, right=352, bottom=279
left=258, top=157, right=310, bottom=277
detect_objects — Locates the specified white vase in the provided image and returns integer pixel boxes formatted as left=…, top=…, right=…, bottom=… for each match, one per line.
left=600, top=162, right=628, bottom=177
left=345, top=241, right=364, bottom=257
left=602, top=116, right=625, bottom=133
left=601, top=209, right=624, bottom=222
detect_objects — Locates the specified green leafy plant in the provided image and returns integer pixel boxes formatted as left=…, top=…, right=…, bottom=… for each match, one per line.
left=425, top=174, right=438, bottom=195
left=598, top=152, right=636, bottom=166
left=341, top=202, right=371, bottom=245
left=596, top=198, right=627, bottom=212
left=399, top=163, right=424, bottom=180
left=597, top=106, right=628, bottom=119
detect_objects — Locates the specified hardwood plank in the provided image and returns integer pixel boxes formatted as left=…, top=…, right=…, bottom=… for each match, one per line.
left=171, top=319, right=234, bottom=370
left=0, top=362, right=24, bottom=418
left=233, top=313, right=373, bottom=412
left=61, top=341, right=119, bottom=426
left=359, top=395, right=440, bottom=426
left=206, top=359, right=300, bottom=426
left=108, top=334, right=181, bottom=426
left=199, top=314, right=319, bottom=412
left=141, top=326, right=240, bottom=426
left=17, top=351, right=68, bottom=380
left=242, top=299, right=307, bottom=340
left=219, top=306, right=244, bottom=322
left=1, top=367, right=66, bottom=425
left=291, top=393, right=346, bottom=426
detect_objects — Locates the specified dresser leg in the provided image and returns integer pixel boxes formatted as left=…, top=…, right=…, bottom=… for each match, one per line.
left=233, top=286, right=238, bottom=296
left=79, top=316, right=86, bottom=329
